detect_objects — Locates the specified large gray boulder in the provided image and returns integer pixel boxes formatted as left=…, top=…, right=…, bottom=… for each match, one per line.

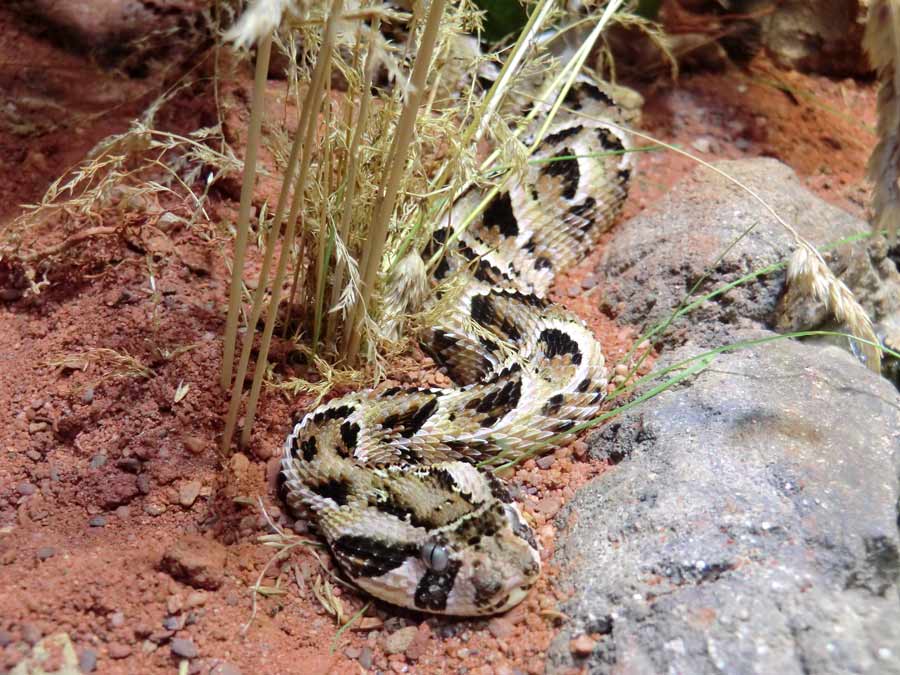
left=598, top=158, right=867, bottom=348
left=553, top=156, right=900, bottom=673
left=548, top=334, right=900, bottom=674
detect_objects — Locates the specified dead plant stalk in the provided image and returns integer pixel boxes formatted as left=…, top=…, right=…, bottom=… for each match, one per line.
left=239, top=0, right=346, bottom=449
left=343, top=0, right=449, bottom=363
left=221, top=32, right=274, bottom=391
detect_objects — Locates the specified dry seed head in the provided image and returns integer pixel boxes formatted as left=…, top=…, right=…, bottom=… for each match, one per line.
left=225, top=0, right=299, bottom=49
left=787, top=245, right=882, bottom=372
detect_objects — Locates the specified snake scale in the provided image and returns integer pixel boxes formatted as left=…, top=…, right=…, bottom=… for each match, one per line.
left=279, top=80, right=640, bottom=615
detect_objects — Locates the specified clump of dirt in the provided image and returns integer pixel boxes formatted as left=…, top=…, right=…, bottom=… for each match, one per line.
left=0, top=8, right=878, bottom=674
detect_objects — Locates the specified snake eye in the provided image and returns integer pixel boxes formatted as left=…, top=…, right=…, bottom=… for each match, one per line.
left=421, top=542, right=449, bottom=572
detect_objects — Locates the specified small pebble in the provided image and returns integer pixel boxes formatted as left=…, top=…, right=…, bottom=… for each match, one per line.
left=344, top=645, right=362, bottom=659
left=691, top=136, right=717, bottom=154
left=182, top=436, right=205, bottom=454
left=0, top=629, right=12, bottom=647
left=570, top=634, right=597, bottom=657
left=137, top=474, right=151, bottom=494
left=144, top=502, right=167, bottom=516
left=162, top=616, right=183, bottom=631
left=149, top=630, right=174, bottom=644
left=116, top=458, right=141, bottom=474
left=78, top=648, right=98, bottom=672
left=534, top=496, right=563, bottom=517
left=358, top=646, right=374, bottom=669
left=535, top=455, right=556, bottom=470
left=115, top=506, right=130, bottom=520
left=81, top=388, right=95, bottom=404
left=109, top=611, right=125, bottom=628
left=17, top=482, right=36, bottom=496
left=179, top=480, right=202, bottom=508
left=170, top=638, right=199, bottom=659
left=26, top=449, right=42, bottom=462
left=88, top=515, right=107, bottom=528
left=487, top=617, right=515, bottom=640
left=167, top=595, right=183, bottom=615
left=21, top=623, right=41, bottom=645
left=572, top=440, right=589, bottom=459
left=210, top=663, right=243, bottom=675
left=89, top=454, right=107, bottom=469
left=28, top=421, right=48, bottom=434
left=108, top=643, right=132, bottom=659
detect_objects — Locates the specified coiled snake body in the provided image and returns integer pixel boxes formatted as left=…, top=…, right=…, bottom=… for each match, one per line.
left=280, top=81, right=639, bottom=615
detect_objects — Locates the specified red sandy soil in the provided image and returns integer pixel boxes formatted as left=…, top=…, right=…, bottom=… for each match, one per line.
left=0, top=8, right=877, bottom=675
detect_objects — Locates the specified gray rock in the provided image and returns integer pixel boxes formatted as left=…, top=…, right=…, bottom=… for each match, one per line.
left=598, top=159, right=866, bottom=348
left=548, top=334, right=900, bottom=674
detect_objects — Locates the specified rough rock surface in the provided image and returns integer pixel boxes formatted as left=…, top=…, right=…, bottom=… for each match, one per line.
left=598, top=158, right=866, bottom=348
left=548, top=335, right=900, bottom=674
left=760, top=0, right=869, bottom=77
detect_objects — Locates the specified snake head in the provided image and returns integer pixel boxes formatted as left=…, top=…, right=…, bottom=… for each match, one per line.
left=438, top=500, right=542, bottom=616
left=322, top=461, right=541, bottom=616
